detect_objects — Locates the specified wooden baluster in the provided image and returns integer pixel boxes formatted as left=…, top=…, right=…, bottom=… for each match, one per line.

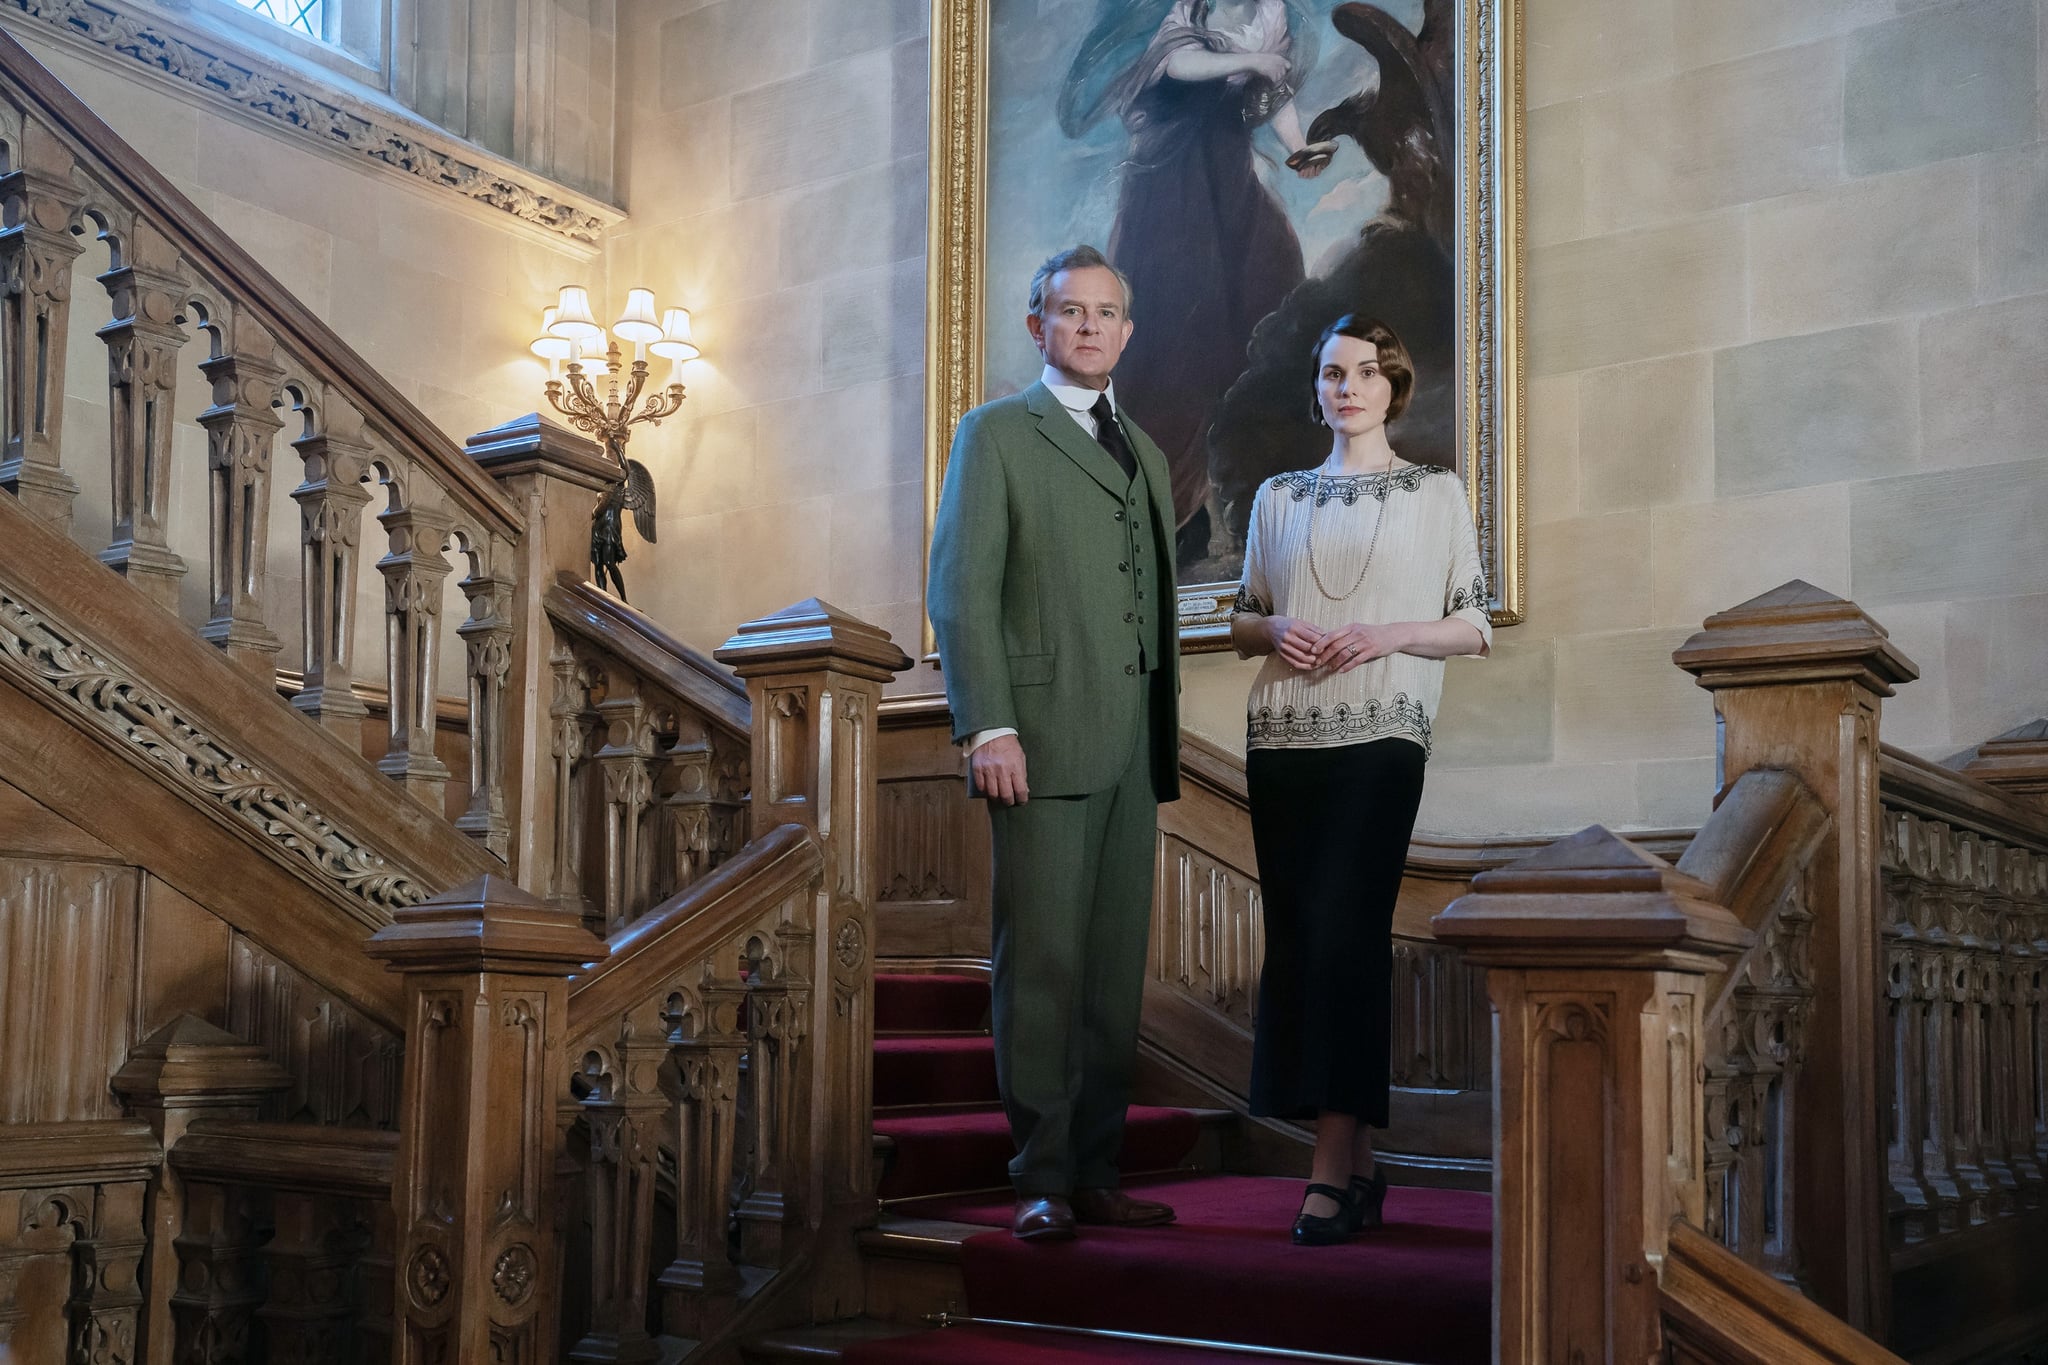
left=594, top=674, right=655, bottom=930
left=374, top=501, right=454, bottom=809
left=196, top=326, right=285, bottom=673
left=0, top=122, right=85, bottom=529
left=65, top=1180, right=147, bottom=1365
left=716, top=601, right=911, bottom=1319
left=658, top=978, right=746, bottom=1342
left=1433, top=828, right=1753, bottom=1365
left=2009, top=858, right=2046, bottom=1192
left=547, top=643, right=597, bottom=925
left=1916, top=939, right=1965, bottom=1235
left=96, top=220, right=189, bottom=609
left=455, top=548, right=514, bottom=859
left=170, top=1179, right=268, bottom=1365
left=256, top=1189, right=355, bottom=1363
left=570, top=1014, right=668, bottom=1365
left=2028, top=892, right=2048, bottom=1179
left=735, top=970, right=803, bottom=1268
left=1701, top=1060, right=1736, bottom=1246
left=288, top=409, right=374, bottom=738
left=656, top=722, right=715, bottom=902
left=365, top=875, right=605, bottom=1365
left=1673, top=581, right=1918, bottom=1335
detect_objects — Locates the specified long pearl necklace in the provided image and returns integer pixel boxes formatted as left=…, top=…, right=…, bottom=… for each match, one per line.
left=1305, top=457, right=1398, bottom=603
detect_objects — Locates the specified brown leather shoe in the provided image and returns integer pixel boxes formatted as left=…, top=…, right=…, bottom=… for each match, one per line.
left=1011, top=1195, right=1076, bottom=1242
left=1070, top=1187, right=1176, bottom=1227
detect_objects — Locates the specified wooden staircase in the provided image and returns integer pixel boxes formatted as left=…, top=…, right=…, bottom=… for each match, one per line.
left=0, top=16, right=2043, bottom=1365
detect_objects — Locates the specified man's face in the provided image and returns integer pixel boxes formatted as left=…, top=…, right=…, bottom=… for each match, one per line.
left=1026, top=266, right=1133, bottom=389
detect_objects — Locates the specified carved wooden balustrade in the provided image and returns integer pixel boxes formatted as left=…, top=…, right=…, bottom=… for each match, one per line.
left=541, top=574, right=753, bottom=936
left=1877, top=750, right=2048, bottom=1248
left=1873, top=746, right=2048, bottom=1361
left=1673, top=769, right=1831, bottom=1287
left=0, top=24, right=527, bottom=858
left=349, top=601, right=903, bottom=1363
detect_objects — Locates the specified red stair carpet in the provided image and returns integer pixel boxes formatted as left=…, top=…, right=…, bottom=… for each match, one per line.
left=856, top=974, right=1493, bottom=1364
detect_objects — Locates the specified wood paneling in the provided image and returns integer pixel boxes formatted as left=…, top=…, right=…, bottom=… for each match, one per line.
left=0, top=855, right=140, bottom=1123
left=227, top=933, right=403, bottom=1129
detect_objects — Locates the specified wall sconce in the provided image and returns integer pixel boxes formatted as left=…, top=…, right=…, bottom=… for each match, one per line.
left=532, top=285, right=700, bottom=599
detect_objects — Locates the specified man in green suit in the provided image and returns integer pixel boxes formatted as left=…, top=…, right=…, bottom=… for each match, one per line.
left=928, top=245, right=1182, bottom=1241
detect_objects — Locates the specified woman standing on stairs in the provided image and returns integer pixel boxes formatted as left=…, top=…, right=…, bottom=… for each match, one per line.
left=1228, top=316, right=1490, bottom=1245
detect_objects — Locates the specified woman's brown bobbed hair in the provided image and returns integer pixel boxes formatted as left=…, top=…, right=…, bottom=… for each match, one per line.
left=1310, top=315, right=1414, bottom=423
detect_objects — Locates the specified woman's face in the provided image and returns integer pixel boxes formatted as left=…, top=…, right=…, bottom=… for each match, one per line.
left=1316, top=333, right=1394, bottom=436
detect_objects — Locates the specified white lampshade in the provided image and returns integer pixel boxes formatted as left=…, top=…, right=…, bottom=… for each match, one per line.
left=573, top=329, right=613, bottom=381
left=549, top=285, right=602, bottom=342
left=530, top=306, right=575, bottom=361
left=614, top=287, right=663, bottom=344
left=649, top=307, right=700, bottom=362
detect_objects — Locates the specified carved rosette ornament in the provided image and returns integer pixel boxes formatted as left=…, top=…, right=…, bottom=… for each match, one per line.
left=833, top=918, right=865, bottom=972
left=405, top=1244, right=451, bottom=1310
left=490, top=1244, right=535, bottom=1306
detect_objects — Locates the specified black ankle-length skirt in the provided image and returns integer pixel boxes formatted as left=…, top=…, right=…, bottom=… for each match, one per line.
left=1245, top=737, right=1427, bottom=1126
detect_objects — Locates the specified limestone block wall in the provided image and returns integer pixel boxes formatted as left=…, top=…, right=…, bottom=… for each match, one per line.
left=611, top=0, right=932, bottom=671
left=617, top=0, right=2047, bottom=838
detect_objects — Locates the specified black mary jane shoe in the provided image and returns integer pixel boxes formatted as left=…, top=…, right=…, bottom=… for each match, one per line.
left=1349, top=1165, right=1389, bottom=1231
left=1291, top=1182, right=1358, bottom=1246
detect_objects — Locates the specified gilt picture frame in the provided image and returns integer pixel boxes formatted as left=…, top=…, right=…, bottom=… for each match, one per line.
left=924, top=0, right=1525, bottom=653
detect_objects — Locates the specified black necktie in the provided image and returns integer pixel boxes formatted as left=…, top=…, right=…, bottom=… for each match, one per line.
left=1090, top=393, right=1136, bottom=481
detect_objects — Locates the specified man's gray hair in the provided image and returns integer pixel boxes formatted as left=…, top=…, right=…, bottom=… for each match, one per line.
left=1027, top=245, right=1134, bottom=319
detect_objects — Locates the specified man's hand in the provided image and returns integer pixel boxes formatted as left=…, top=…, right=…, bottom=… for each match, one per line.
left=971, top=734, right=1030, bottom=806
left=1264, top=615, right=1327, bottom=671
left=1312, top=622, right=1405, bottom=673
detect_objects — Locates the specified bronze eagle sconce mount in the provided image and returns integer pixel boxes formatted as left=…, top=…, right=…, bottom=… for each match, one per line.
left=544, top=341, right=685, bottom=601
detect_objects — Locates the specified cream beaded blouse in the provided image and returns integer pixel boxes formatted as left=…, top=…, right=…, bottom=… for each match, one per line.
left=1231, top=463, right=1492, bottom=757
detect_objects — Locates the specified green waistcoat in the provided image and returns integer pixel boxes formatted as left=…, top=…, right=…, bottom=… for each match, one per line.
left=928, top=381, right=1181, bottom=800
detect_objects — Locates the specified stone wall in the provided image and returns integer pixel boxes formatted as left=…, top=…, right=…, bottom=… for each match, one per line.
left=621, top=0, right=2046, bottom=837
left=610, top=0, right=932, bottom=672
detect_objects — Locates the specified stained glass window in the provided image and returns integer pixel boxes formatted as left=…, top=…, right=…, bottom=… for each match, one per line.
left=228, top=0, right=323, bottom=41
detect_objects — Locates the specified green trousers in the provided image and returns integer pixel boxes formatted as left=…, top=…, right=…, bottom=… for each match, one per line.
left=988, top=679, right=1158, bottom=1197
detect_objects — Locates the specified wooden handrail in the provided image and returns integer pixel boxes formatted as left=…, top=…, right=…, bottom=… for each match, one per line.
left=1661, top=1220, right=1908, bottom=1363
left=544, top=571, right=751, bottom=741
left=567, top=821, right=822, bottom=1031
left=170, top=1120, right=394, bottom=1199
left=1879, top=742, right=2048, bottom=852
left=0, top=25, right=522, bottom=539
left=1676, top=768, right=1830, bottom=1022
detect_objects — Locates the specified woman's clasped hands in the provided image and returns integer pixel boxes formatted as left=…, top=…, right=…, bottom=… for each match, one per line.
left=1262, top=616, right=1400, bottom=675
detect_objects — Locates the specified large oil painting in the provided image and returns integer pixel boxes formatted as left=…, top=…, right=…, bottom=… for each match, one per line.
left=926, top=0, right=1525, bottom=650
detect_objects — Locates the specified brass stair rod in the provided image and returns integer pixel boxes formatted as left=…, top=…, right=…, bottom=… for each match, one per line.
left=924, top=1310, right=1423, bottom=1364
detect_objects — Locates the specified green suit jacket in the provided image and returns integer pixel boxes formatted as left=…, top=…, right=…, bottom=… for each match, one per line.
left=928, top=381, right=1181, bottom=801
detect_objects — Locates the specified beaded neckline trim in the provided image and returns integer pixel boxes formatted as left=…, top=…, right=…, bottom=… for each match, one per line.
left=1271, top=465, right=1446, bottom=506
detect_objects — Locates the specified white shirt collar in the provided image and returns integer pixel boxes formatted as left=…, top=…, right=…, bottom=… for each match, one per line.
left=1040, top=364, right=1116, bottom=418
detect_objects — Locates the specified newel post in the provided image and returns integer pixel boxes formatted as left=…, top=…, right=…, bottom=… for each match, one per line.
left=715, top=600, right=911, bottom=1318
left=366, top=874, right=609, bottom=1363
left=1433, top=828, right=1753, bottom=1365
left=468, top=413, right=617, bottom=894
left=1672, top=580, right=1916, bottom=1334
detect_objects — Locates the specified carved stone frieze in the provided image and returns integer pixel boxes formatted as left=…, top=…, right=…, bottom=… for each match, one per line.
left=0, top=585, right=429, bottom=917
left=0, top=0, right=617, bottom=245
